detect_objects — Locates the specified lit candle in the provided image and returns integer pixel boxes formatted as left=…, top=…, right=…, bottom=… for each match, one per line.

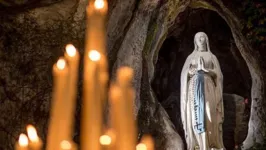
left=87, top=0, right=109, bottom=125
left=140, top=135, right=154, bottom=150
left=47, top=58, right=69, bottom=150
left=109, top=78, right=136, bottom=150
left=87, top=0, right=109, bottom=97
left=82, top=1, right=108, bottom=149
left=63, top=44, right=80, bottom=140
left=26, top=125, right=43, bottom=150
left=85, top=0, right=108, bottom=54
left=60, top=140, right=77, bottom=150
left=136, top=143, right=147, bottom=150
left=109, top=84, right=123, bottom=150
left=15, top=134, right=29, bottom=150
left=81, top=50, right=102, bottom=150
left=116, top=66, right=135, bottom=114
left=116, top=67, right=137, bottom=150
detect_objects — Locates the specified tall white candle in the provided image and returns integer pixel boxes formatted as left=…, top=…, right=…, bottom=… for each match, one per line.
left=81, top=50, right=102, bottom=150
left=83, top=2, right=109, bottom=146
left=62, top=44, right=80, bottom=140
left=85, top=0, right=109, bottom=128
left=47, top=58, right=69, bottom=150
left=89, top=0, right=109, bottom=110
left=86, top=0, right=108, bottom=54
left=109, top=84, right=123, bottom=150
left=109, top=73, right=136, bottom=150
left=116, top=67, right=137, bottom=150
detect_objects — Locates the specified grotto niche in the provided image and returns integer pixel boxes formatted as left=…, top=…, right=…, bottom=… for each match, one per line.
left=152, top=9, right=251, bottom=150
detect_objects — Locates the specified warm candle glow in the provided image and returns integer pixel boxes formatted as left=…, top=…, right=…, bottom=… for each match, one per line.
left=117, top=67, right=134, bottom=82
left=136, top=143, right=147, bottom=150
left=89, top=50, right=101, bottom=61
left=99, top=135, right=112, bottom=145
left=94, top=0, right=105, bottom=9
left=18, top=134, right=29, bottom=147
left=60, top=140, right=72, bottom=149
left=66, top=44, right=77, bottom=57
left=57, top=58, right=66, bottom=70
left=26, top=125, right=39, bottom=142
left=140, top=135, right=154, bottom=150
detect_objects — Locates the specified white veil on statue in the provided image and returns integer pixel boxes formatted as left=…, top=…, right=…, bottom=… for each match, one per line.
left=180, top=32, right=224, bottom=150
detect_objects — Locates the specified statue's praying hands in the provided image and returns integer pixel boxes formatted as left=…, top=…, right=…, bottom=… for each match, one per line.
left=197, top=57, right=209, bottom=72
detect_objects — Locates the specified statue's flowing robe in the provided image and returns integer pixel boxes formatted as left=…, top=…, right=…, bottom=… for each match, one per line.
left=193, top=70, right=205, bottom=134
left=180, top=35, right=224, bottom=150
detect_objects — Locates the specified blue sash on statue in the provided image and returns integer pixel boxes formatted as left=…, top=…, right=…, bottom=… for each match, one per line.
left=194, top=70, right=205, bottom=134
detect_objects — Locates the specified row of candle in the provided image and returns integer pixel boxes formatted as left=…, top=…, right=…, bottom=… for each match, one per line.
left=15, top=44, right=154, bottom=150
left=15, top=125, right=42, bottom=150
left=16, top=125, right=153, bottom=150
left=15, top=0, right=155, bottom=149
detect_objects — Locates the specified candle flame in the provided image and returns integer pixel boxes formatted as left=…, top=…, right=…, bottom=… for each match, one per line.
left=60, top=140, right=72, bottom=150
left=66, top=44, right=77, bottom=57
left=89, top=50, right=101, bottom=61
left=26, top=124, right=39, bottom=142
left=136, top=143, right=147, bottom=150
left=94, top=0, right=105, bottom=9
left=99, top=135, right=112, bottom=145
left=18, top=134, right=29, bottom=147
left=57, top=58, right=66, bottom=70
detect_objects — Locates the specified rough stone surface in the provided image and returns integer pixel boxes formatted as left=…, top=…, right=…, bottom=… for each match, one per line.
left=112, top=2, right=154, bottom=115
left=106, top=0, right=137, bottom=69
left=0, top=0, right=63, bottom=13
left=223, top=93, right=248, bottom=150
left=110, top=1, right=186, bottom=148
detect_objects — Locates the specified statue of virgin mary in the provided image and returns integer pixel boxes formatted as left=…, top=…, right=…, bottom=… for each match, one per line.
left=180, top=32, right=225, bottom=150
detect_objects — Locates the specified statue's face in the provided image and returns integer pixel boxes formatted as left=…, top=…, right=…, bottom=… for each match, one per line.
left=195, top=33, right=207, bottom=51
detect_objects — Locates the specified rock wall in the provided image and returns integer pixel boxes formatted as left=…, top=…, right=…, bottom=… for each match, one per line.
left=223, top=94, right=248, bottom=150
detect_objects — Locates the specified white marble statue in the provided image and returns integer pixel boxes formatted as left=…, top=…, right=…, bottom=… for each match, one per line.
left=180, top=32, right=225, bottom=150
